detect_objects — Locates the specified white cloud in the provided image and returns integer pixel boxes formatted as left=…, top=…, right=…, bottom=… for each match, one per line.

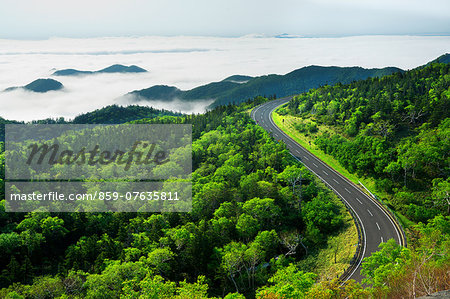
left=0, top=35, right=449, bottom=121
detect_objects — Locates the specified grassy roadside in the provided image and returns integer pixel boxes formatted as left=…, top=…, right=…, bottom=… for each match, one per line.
left=273, top=110, right=361, bottom=186
left=301, top=181, right=358, bottom=281
left=272, top=106, right=415, bottom=230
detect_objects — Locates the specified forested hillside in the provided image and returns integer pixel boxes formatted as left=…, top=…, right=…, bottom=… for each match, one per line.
left=280, top=62, right=449, bottom=223
left=71, top=105, right=182, bottom=124
left=4, top=78, right=64, bottom=93
left=0, top=105, right=181, bottom=141
left=130, top=65, right=401, bottom=108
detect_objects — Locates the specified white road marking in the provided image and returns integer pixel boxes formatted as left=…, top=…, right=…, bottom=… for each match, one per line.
left=376, top=222, right=380, bottom=230
left=333, top=178, right=339, bottom=184
left=381, top=236, right=384, bottom=243
left=345, top=187, right=351, bottom=193
left=356, top=197, right=363, bottom=205
left=367, top=209, right=373, bottom=217
left=313, top=163, right=318, bottom=168
left=323, top=170, right=329, bottom=176
left=303, top=156, right=309, bottom=161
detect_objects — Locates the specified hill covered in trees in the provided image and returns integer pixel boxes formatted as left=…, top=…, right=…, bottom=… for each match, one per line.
left=0, top=105, right=181, bottom=141
left=4, top=78, right=64, bottom=93
left=129, top=65, right=402, bottom=108
left=280, top=62, right=449, bottom=223
left=71, top=104, right=182, bottom=124
left=53, top=64, right=147, bottom=76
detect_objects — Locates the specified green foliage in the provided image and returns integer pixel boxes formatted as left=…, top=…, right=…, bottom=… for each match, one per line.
left=72, top=104, right=181, bottom=124
left=84, top=261, right=147, bottom=298
left=302, top=193, right=344, bottom=243
left=122, top=274, right=176, bottom=299
left=294, top=121, right=318, bottom=134
left=286, top=63, right=450, bottom=222
left=256, top=264, right=317, bottom=299
left=361, top=239, right=411, bottom=286
left=360, top=216, right=450, bottom=297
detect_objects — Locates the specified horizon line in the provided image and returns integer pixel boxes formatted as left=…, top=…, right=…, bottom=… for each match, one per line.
left=1, top=33, right=450, bottom=41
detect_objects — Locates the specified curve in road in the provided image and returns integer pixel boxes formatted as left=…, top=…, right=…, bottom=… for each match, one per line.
left=251, top=97, right=406, bottom=282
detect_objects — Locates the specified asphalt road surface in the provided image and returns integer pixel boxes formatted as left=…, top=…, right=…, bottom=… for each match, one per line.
left=251, top=97, right=405, bottom=282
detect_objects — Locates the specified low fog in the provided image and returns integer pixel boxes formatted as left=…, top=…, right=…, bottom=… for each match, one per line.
left=0, top=35, right=449, bottom=121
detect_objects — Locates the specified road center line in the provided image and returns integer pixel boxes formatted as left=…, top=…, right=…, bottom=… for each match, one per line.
left=313, top=163, right=318, bottom=168
left=355, top=197, right=363, bottom=205
left=333, top=178, right=339, bottom=184
left=322, top=170, right=329, bottom=176
left=367, top=209, right=373, bottom=216
left=381, top=236, right=384, bottom=243
left=376, top=222, right=380, bottom=230
left=303, top=156, right=309, bottom=161
left=345, top=187, right=351, bottom=193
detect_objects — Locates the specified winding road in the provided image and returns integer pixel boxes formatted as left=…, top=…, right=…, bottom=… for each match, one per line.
left=251, top=97, right=406, bottom=282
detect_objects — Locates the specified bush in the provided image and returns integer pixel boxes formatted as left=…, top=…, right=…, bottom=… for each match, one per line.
left=294, top=122, right=318, bottom=134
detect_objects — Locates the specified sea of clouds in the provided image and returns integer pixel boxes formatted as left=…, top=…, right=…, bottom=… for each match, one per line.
left=0, top=35, right=449, bottom=121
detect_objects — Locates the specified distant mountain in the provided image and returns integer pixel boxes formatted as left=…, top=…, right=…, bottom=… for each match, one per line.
left=129, top=79, right=242, bottom=102
left=275, top=33, right=302, bottom=38
left=53, top=64, right=147, bottom=76
left=212, top=66, right=403, bottom=107
left=53, top=69, right=91, bottom=76
left=128, top=65, right=403, bottom=107
left=133, top=85, right=183, bottom=100
left=4, top=78, right=64, bottom=93
left=97, top=65, right=147, bottom=74
left=222, top=75, right=253, bottom=83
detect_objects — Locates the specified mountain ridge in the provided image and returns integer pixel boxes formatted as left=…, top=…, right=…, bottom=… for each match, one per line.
left=128, top=65, right=403, bottom=108
left=53, top=64, right=147, bottom=76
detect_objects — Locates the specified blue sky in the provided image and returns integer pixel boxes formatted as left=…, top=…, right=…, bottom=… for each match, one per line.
left=1, top=0, right=449, bottom=39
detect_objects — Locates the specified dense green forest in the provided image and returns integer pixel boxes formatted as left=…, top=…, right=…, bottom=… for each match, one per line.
left=281, top=62, right=449, bottom=223
left=71, top=105, right=182, bottom=124
left=0, top=98, right=352, bottom=298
